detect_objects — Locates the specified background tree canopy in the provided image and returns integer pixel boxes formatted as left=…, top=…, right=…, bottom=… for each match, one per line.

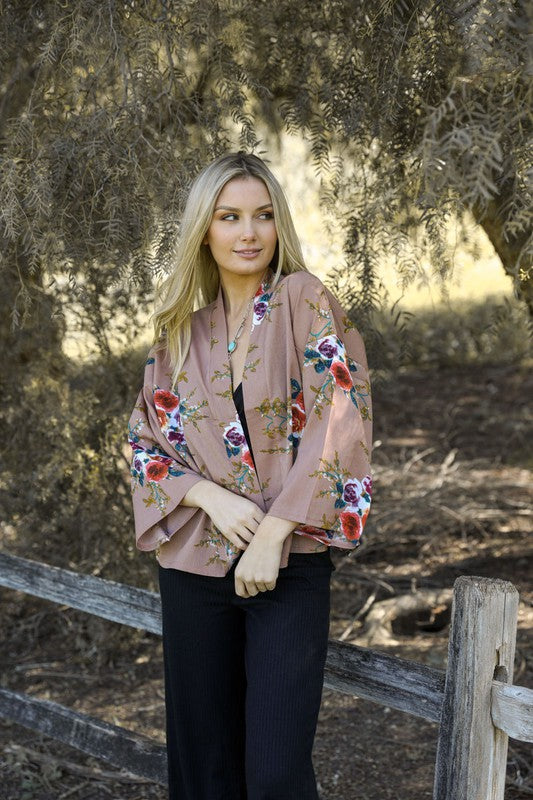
left=0, top=1, right=530, bottom=582
left=1, top=0, right=531, bottom=364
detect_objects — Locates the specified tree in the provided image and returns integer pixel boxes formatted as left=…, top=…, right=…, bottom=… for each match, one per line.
left=233, top=0, right=532, bottom=314
left=0, top=0, right=530, bottom=582
left=1, top=0, right=530, bottom=362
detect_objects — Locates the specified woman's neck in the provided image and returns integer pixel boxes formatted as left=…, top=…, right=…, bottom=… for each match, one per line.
left=219, top=266, right=269, bottom=319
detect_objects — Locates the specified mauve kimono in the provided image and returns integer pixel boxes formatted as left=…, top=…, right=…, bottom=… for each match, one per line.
left=127, top=266, right=373, bottom=577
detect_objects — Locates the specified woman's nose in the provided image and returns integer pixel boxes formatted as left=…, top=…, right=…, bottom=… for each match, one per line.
left=240, top=218, right=256, bottom=239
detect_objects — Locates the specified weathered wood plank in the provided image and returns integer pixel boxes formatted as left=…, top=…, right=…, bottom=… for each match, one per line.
left=0, top=687, right=167, bottom=784
left=0, top=552, right=448, bottom=721
left=491, top=681, right=533, bottom=743
left=0, top=552, right=161, bottom=635
left=432, top=575, right=519, bottom=800
left=0, top=554, right=529, bottom=794
left=2, top=552, right=528, bottom=747
left=324, top=639, right=446, bottom=723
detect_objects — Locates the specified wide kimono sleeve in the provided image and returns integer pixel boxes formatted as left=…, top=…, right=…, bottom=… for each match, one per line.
left=127, top=347, right=206, bottom=552
left=267, top=274, right=373, bottom=549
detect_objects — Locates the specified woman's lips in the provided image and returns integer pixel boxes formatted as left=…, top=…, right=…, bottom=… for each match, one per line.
left=234, top=249, right=262, bottom=259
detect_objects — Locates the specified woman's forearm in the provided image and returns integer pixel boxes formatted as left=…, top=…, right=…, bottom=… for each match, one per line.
left=253, top=514, right=299, bottom=543
left=180, top=479, right=226, bottom=512
left=182, top=482, right=298, bottom=543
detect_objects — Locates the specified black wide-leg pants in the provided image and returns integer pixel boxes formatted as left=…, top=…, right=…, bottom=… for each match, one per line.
left=158, top=549, right=335, bottom=800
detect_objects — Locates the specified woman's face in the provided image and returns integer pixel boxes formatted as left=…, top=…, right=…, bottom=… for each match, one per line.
left=203, top=176, right=278, bottom=282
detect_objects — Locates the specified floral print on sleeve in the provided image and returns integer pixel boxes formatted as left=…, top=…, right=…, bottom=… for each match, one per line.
left=129, top=383, right=205, bottom=508
left=127, top=376, right=206, bottom=551
left=128, top=422, right=188, bottom=514
left=153, top=384, right=208, bottom=455
left=268, top=278, right=373, bottom=550
left=304, top=332, right=371, bottom=419
left=309, top=454, right=372, bottom=542
left=289, top=378, right=306, bottom=448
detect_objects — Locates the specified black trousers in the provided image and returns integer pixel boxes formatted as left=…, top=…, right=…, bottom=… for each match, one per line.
left=158, top=549, right=335, bottom=800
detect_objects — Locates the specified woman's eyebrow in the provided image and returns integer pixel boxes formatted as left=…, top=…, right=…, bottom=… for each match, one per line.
left=214, top=203, right=273, bottom=212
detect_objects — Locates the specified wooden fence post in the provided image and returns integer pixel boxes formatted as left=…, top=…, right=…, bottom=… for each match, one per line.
left=433, top=575, right=519, bottom=800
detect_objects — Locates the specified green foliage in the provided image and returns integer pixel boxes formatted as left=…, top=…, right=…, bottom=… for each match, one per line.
left=373, top=294, right=532, bottom=374
left=0, top=0, right=530, bottom=327
left=0, top=347, right=156, bottom=589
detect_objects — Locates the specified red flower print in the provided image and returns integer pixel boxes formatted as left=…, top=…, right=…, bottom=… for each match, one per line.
left=154, top=390, right=179, bottom=412
left=340, top=510, right=362, bottom=540
left=152, top=453, right=173, bottom=465
left=299, top=524, right=326, bottom=536
left=330, top=361, right=352, bottom=391
left=242, top=448, right=255, bottom=471
left=157, top=408, right=167, bottom=428
left=291, top=402, right=306, bottom=433
left=146, top=461, right=169, bottom=481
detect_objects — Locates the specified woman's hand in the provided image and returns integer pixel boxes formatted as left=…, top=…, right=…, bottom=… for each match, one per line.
left=187, top=481, right=266, bottom=552
left=234, top=515, right=298, bottom=598
left=234, top=532, right=284, bottom=598
left=182, top=483, right=298, bottom=595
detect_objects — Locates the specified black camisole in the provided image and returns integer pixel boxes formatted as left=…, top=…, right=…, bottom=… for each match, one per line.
left=232, top=382, right=255, bottom=464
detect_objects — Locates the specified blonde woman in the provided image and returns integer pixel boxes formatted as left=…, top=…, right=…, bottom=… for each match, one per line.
left=128, top=151, right=373, bottom=799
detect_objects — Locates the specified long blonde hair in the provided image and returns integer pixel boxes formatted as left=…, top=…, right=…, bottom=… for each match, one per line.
left=150, top=151, right=309, bottom=390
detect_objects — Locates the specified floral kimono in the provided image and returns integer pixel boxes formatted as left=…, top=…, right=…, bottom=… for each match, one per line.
left=127, top=266, right=373, bottom=577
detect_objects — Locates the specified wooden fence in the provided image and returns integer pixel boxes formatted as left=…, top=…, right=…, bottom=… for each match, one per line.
left=0, top=551, right=532, bottom=798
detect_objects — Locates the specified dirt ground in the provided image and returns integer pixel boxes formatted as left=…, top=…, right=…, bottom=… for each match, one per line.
left=1, top=359, right=532, bottom=799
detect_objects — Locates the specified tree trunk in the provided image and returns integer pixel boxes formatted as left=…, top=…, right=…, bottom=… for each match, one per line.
left=472, top=196, right=533, bottom=316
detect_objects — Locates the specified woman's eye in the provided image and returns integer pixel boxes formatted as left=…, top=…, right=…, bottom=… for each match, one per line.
left=220, top=212, right=274, bottom=221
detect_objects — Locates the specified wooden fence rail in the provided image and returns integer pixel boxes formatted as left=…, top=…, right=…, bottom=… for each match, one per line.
left=0, top=551, right=532, bottom=798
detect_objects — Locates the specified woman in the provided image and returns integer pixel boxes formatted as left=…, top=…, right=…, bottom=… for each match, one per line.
left=127, top=151, right=373, bottom=800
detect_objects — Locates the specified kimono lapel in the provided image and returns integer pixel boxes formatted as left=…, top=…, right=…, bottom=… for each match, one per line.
left=207, top=266, right=275, bottom=419
left=207, top=281, right=234, bottom=421
left=207, top=267, right=277, bottom=504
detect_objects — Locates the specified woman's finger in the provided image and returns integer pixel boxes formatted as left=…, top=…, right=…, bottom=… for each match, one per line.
left=228, top=537, right=245, bottom=550
left=254, top=581, right=275, bottom=593
left=234, top=575, right=250, bottom=598
left=223, top=532, right=249, bottom=550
